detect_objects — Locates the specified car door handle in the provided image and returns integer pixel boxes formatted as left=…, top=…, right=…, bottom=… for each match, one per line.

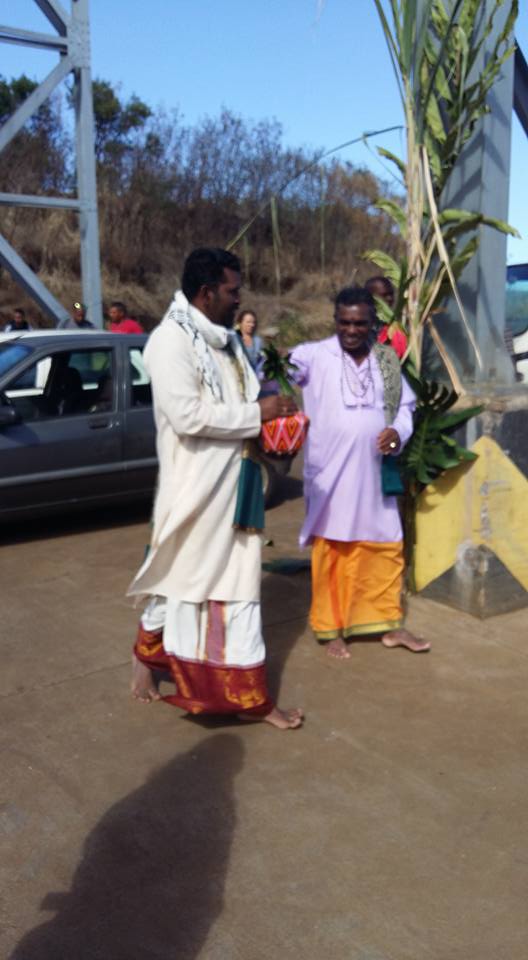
left=89, top=417, right=110, bottom=429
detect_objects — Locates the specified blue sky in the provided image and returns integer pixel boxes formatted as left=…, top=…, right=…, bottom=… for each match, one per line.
left=2, top=0, right=528, bottom=261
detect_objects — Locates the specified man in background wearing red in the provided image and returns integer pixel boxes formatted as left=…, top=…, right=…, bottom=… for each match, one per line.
left=108, top=301, right=143, bottom=334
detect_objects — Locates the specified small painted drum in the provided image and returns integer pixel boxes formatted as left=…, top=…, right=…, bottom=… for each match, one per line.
left=259, top=411, right=309, bottom=456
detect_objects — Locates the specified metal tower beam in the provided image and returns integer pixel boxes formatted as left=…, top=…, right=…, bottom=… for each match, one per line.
left=514, top=44, right=528, bottom=138
left=34, top=0, right=70, bottom=36
left=0, top=193, right=80, bottom=210
left=0, top=234, right=72, bottom=322
left=71, top=0, right=102, bottom=331
left=0, top=0, right=102, bottom=328
left=0, top=25, right=69, bottom=51
left=0, top=58, right=72, bottom=152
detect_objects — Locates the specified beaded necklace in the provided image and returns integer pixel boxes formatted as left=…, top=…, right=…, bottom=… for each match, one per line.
left=340, top=349, right=374, bottom=408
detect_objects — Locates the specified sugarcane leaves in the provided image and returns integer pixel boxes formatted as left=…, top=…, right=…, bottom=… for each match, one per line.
left=375, top=197, right=407, bottom=235
left=363, top=249, right=401, bottom=285
left=373, top=296, right=394, bottom=326
left=439, top=209, right=520, bottom=242
left=370, top=0, right=517, bottom=385
left=418, top=0, right=517, bottom=198
left=425, top=91, right=447, bottom=143
left=376, top=146, right=407, bottom=179
left=371, top=0, right=406, bottom=103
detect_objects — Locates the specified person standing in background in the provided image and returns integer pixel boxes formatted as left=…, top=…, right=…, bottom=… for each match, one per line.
left=108, top=301, right=143, bottom=334
left=4, top=307, right=30, bottom=332
left=236, top=309, right=263, bottom=371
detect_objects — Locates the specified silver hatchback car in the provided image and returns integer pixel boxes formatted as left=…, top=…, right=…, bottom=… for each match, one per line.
left=0, top=330, right=157, bottom=521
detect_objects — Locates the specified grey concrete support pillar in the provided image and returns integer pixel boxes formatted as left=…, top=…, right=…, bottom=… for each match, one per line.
left=414, top=1, right=528, bottom=618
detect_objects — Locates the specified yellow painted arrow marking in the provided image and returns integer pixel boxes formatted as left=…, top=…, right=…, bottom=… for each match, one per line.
left=415, top=436, right=528, bottom=592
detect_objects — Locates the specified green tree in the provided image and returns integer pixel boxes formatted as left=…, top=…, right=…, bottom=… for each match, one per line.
left=91, top=80, right=151, bottom=169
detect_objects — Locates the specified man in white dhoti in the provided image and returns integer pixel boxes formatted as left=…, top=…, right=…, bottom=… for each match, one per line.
left=129, top=248, right=303, bottom=730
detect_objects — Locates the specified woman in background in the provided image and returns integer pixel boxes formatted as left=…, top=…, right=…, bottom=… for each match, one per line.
left=236, top=309, right=263, bottom=371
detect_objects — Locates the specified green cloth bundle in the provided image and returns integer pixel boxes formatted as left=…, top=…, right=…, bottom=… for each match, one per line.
left=233, top=443, right=265, bottom=532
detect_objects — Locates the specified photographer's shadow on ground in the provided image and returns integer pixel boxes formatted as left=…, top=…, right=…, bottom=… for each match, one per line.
left=11, top=734, right=244, bottom=960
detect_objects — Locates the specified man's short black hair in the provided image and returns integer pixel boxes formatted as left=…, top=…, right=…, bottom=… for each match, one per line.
left=365, top=275, right=394, bottom=293
left=334, top=285, right=376, bottom=319
left=110, top=300, right=126, bottom=313
left=182, top=248, right=241, bottom=302
left=14, top=307, right=25, bottom=317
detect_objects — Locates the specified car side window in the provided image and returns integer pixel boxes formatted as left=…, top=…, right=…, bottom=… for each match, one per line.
left=5, top=348, right=114, bottom=421
left=128, top=347, right=152, bottom=407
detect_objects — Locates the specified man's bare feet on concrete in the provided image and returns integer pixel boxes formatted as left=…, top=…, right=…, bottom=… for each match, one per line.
left=326, top=637, right=351, bottom=659
left=381, top=629, right=430, bottom=653
left=264, top=706, right=304, bottom=729
left=238, top=706, right=304, bottom=729
left=131, top=654, right=162, bottom=703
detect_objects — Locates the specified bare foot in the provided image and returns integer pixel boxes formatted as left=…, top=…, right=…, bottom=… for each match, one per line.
left=131, top=654, right=162, bottom=703
left=326, top=637, right=351, bottom=659
left=238, top=706, right=304, bottom=729
left=264, top=706, right=304, bottom=730
left=381, top=629, right=430, bottom=653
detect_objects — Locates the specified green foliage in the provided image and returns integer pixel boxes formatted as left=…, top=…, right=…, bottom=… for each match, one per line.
left=420, top=0, right=519, bottom=198
left=399, top=371, right=483, bottom=586
left=363, top=248, right=401, bottom=284
left=0, top=74, right=55, bottom=134
left=261, top=343, right=298, bottom=396
left=0, top=73, right=68, bottom=197
left=370, top=0, right=519, bottom=385
left=401, top=373, right=482, bottom=490
left=91, top=80, right=151, bottom=163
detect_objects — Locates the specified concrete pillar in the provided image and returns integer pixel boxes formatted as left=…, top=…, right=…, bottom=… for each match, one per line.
left=414, top=1, right=528, bottom=617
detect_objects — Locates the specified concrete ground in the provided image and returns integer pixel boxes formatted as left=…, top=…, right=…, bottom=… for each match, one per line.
left=1, top=471, right=528, bottom=960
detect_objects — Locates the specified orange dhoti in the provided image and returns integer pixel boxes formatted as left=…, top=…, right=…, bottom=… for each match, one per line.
left=310, top=537, right=404, bottom=640
left=135, top=598, right=273, bottom=717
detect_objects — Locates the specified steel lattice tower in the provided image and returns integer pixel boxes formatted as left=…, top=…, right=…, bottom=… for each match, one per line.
left=0, top=0, right=102, bottom=327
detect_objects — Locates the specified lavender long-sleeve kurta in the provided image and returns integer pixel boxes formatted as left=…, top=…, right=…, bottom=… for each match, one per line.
left=290, top=336, right=415, bottom=547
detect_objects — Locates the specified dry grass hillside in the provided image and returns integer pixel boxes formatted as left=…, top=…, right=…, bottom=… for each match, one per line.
left=0, top=207, right=378, bottom=347
left=0, top=83, right=400, bottom=345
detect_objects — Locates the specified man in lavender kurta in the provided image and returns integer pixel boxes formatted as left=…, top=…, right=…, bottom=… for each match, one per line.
left=290, top=286, right=430, bottom=659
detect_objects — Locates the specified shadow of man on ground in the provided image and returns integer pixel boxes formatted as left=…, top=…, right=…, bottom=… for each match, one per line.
left=261, top=569, right=311, bottom=704
left=11, top=734, right=244, bottom=960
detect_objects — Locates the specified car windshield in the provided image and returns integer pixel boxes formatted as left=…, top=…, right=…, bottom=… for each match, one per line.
left=0, top=342, right=34, bottom=378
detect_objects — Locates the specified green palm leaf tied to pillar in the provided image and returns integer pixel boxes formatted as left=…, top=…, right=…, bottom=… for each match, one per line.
left=368, top=0, right=518, bottom=587
left=368, top=0, right=519, bottom=389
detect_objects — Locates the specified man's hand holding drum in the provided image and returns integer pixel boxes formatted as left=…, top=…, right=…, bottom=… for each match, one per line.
left=258, top=395, right=298, bottom=421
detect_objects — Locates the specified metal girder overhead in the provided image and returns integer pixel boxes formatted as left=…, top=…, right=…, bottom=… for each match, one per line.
left=0, top=193, right=80, bottom=211
left=0, top=0, right=102, bottom=328
left=0, top=25, right=69, bottom=51
left=34, top=0, right=69, bottom=37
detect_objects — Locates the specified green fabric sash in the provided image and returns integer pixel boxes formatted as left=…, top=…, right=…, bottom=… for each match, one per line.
left=233, top=443, right=265, bottom=532
left=381, top=454, right=404, bottom=496
left=374, top=343, right=405, bottom=496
